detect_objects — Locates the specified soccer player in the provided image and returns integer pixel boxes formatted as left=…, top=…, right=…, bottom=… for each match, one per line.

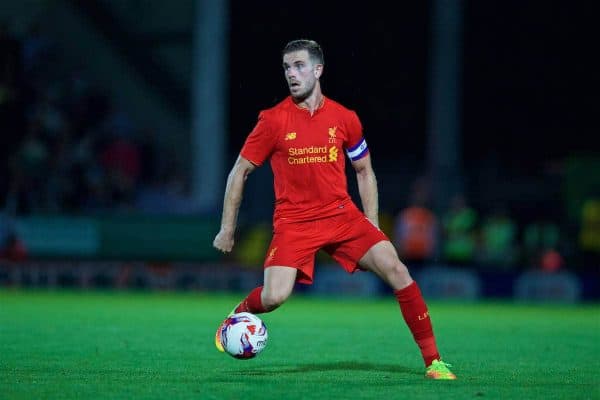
left=213, top=39, right=456, bottom=380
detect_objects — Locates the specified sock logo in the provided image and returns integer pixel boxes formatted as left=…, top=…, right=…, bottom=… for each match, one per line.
left=417, top=311, right=429, bottom=321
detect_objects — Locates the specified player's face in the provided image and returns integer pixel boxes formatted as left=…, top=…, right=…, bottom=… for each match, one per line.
left=282, top=50, right=322, bottom=101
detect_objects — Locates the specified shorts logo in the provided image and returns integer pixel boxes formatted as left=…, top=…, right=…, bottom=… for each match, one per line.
left=267, top=246, right=278, bottom=261
left=285, top=132, right=297, bottom=141
left=328, top=127, right=337, bottom=143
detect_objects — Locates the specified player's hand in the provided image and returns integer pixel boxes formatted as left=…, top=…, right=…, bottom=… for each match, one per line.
left=213, top=229, right=235, bottom=253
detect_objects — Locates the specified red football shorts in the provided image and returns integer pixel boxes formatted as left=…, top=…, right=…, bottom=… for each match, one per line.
left=263, top=205, right=389, bottom=284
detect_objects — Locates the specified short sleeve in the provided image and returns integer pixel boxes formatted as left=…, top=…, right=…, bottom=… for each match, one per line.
left=240, top=111, right=278, bottom=166
left=344, top=110, right=369, bottom=161
left=344, top=110, right=363, bottom=148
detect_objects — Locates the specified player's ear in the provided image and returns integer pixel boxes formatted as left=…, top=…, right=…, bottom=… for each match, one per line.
left=314, top=64, right=323, bottom=79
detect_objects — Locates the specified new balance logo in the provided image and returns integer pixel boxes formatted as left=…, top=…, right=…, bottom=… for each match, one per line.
left=285, top=132, right=297, bottom=141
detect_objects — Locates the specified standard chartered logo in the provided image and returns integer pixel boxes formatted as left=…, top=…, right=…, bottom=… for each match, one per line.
left=288, top=146, right=339, bottom=165
left=328, top=146, right=338, bottom=162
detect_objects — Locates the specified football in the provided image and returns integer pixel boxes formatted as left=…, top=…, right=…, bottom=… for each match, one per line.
left=219, top=312, right=268, bottom=359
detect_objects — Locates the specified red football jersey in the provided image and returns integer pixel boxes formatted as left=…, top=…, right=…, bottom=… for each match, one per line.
left=241, top=96, right=369, bottom=223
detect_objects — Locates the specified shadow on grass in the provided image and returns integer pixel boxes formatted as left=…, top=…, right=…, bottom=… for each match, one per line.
left=226, top=361, right=420, bottom=376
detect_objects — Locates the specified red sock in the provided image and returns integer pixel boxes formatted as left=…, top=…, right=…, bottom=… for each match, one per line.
left=394, top=281, right=440, bottom=367
left=234, top=286, right=267, bottom=314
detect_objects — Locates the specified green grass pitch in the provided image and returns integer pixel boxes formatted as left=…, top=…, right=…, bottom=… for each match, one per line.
left=1, top=289, right=598, bottom=399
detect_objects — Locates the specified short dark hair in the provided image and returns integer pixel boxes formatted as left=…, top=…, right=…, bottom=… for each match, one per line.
left=282, top=39, right=324, bottom=65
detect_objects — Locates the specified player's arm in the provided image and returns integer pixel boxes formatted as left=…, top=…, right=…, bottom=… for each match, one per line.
left=213, top=155, right=257, bottom=253
left=351, top=153, right=379, bottom=227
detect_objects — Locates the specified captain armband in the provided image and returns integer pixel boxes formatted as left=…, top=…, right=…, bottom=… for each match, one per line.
left=345, top=138, right=369, bottom=161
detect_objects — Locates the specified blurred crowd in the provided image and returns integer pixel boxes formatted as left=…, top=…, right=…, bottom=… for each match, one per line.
left=391, top=182, right=559, bottom=272
left=387, top=177, right=599, bottom=272
left=0, top=22, right=191, bottom=218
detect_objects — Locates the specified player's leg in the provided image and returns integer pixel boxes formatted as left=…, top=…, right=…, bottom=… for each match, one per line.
left=234, top=266, right=297, bottom=313
left=215, top=266, right=297, bottom=352
left=359, top=241, right=456, bottom=379
left=216, top=219, right=317, bottom=353
left=261, top=266, right=297, bottom=310
left=357, top=240, right=413, bottom=290
left=238, top=220, right=318, bottom=313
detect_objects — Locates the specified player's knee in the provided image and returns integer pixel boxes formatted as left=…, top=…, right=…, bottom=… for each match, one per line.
left=261, top=290, right=288, bottom=311
left=386, top=259, right=408, bottom=276
left=381, top=258, right=412, bottom=288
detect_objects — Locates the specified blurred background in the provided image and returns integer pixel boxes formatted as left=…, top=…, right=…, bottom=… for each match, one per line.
left=0, top=0, right=598, bottom=302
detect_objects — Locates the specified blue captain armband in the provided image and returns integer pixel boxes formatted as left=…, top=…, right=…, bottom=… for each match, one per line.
left=346, top=138, right=369, bottom=161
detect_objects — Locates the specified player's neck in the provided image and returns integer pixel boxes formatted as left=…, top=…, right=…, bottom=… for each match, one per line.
left=294, top=87, right=324, bottom=116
